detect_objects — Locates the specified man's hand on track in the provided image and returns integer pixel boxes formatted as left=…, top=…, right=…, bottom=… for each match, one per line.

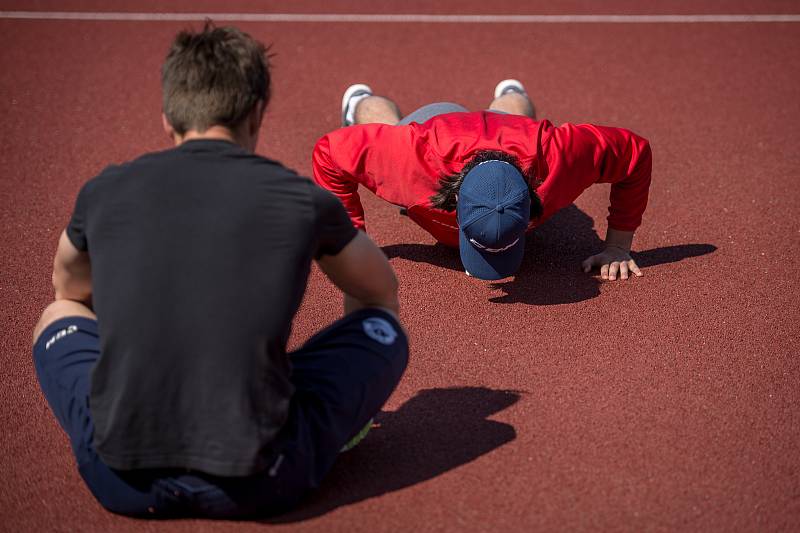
left=581, top=247, right=643, bottom=281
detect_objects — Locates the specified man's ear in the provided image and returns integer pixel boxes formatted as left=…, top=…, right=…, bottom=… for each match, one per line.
left=249, top=100, right=266, bottom=136
left=162, top=112, right=176, bottom=140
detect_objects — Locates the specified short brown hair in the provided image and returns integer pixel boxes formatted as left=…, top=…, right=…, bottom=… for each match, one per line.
left=161, top=21, right=271, bottom=135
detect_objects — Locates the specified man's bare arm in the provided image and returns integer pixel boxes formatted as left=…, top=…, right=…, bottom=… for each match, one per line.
left=316, top=231, right=400, bottom=319
left=52, top=230, right=93, bottom=304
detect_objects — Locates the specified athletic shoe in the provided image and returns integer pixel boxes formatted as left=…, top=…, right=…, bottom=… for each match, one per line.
left=340, top=418, right=373, bottom=452
left=341, top=83, right=373, bottom=126
left=493, top=79, right=527, bottom=99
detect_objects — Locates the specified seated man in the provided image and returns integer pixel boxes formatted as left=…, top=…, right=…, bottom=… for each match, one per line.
left=312, top=80, right=653, bottom=281
left=32, top=22, right=408, bottom=518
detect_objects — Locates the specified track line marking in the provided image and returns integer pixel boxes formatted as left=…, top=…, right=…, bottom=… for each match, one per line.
left=0, top=12, right=798, bottom=23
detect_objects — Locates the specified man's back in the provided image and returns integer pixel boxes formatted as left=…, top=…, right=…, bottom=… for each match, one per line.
left=69, top=139, right=354, bottom=476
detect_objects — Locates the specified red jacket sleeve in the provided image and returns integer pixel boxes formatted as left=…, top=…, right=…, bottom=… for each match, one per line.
left=599, top=126, right=652, bottom=231
left=539, top=124, right=652, bottom=232
left=311, top=124, right=423, bottom=232
left=312, top=133, right=367, bottom=231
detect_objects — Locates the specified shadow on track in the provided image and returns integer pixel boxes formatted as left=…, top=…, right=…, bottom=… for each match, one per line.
left=383, top=205, right=717, bottom=305
left=265, top=386, right=519, bottom=523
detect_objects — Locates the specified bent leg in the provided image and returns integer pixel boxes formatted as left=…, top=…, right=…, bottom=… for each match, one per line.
left=289, top=308, right=408, bottom=484
left=194, top=308, right=409, bottom=518
left=354, top=95, right=402, bottom=125
left=33, top=299, right=95, bottom=345
left=32, top=313, right=170, bottom=516
left=34, top=309, right=317, bottom=518
left=489, top=92, right=536, bottom=118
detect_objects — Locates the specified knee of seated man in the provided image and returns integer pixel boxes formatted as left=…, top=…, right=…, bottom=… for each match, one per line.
left=353, top=311, right=409, bottom=385
left=33, top=300, right=95, bottom=345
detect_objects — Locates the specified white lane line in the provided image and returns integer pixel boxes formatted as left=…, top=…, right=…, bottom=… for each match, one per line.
left=0, top=12, right=799, bottom=23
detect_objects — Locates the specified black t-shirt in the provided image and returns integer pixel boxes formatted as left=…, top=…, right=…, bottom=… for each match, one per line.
left=66, top=139, right=356, bottom=476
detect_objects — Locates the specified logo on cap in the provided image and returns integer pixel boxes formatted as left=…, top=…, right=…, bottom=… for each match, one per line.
left=468, top=237, right=521, bottom=253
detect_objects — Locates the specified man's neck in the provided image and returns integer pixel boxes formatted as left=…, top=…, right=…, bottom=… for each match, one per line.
left=174, top=125, right=239, bottom=146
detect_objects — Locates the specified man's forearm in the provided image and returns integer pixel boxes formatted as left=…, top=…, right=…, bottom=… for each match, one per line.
left=317, top=231, right=401, bottom=321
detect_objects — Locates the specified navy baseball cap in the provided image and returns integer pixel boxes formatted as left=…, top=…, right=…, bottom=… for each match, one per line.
left=457, top=160, right=531, bottom=280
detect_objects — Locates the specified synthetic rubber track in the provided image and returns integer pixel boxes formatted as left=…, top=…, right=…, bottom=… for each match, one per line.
left=2, top=1, right=799, bottom=531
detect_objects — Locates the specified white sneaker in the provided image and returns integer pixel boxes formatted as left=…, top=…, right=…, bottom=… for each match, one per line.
left=341, top=83, right=373, bottom=126
left=493, top=79, right=527, bottom=99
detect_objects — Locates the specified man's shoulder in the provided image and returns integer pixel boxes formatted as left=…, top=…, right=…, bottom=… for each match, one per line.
left=78, top=146, right=309, bottom=212
left=247, top=153, right=302, bottom=178
left=81, top=160, right=128, bottom=193
left=89, top=145, right=177, bottom=181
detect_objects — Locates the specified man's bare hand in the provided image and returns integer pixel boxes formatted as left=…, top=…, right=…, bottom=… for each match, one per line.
left=582, top=246, right=642, bottom=281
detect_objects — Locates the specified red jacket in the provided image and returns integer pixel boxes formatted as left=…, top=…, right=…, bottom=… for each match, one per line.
left=312, top=111, right=652, bottom=248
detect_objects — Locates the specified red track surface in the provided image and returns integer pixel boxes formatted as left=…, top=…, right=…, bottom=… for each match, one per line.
left=2, top=2, right=799, bottom=531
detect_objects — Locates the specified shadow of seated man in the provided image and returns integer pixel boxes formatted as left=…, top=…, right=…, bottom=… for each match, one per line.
left=268, top=386, right=520, bottom=522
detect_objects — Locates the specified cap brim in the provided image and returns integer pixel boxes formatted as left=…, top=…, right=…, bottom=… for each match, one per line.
left=459, top=229, right=525, bottom=280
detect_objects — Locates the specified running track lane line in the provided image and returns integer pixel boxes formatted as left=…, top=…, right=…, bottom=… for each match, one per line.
left=1, top=12, right=799, bottom=23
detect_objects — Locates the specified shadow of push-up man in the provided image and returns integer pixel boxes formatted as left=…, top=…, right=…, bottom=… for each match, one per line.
left=383, top=204, right=717, bottom=305
left=266, top=387, right=520, bottom=523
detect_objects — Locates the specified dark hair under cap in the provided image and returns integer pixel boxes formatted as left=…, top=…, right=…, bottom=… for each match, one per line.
left=430, top=150, right=543, bottom=219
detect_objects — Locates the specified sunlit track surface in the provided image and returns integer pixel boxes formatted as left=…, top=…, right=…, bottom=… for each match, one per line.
left=2, top=2, right=799, bottom=532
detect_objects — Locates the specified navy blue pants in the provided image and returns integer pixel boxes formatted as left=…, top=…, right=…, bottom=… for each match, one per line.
left=33, top=308, right=408, bottom=518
